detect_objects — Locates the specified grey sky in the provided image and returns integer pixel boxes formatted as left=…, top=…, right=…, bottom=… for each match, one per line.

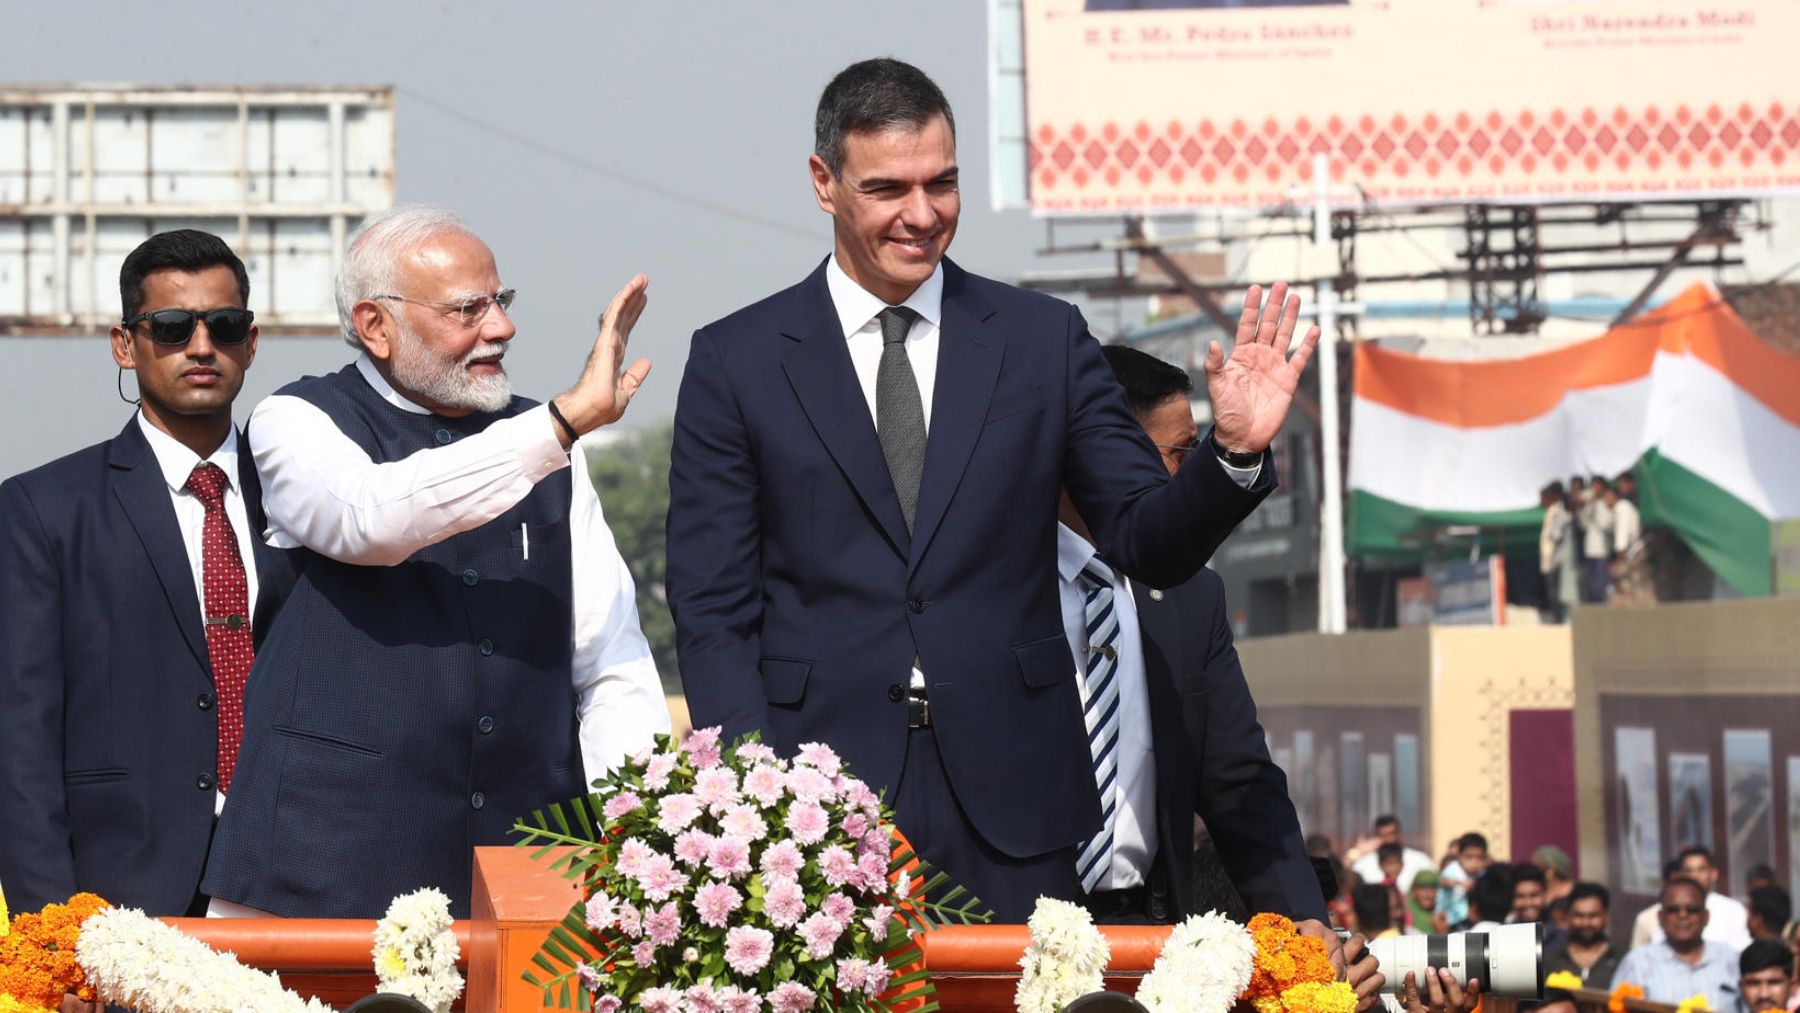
left=6, top=0, right=1129, bottom=478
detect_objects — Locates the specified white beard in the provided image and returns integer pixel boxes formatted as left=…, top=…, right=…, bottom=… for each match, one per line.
left=389, top=320, right=512, bottom=414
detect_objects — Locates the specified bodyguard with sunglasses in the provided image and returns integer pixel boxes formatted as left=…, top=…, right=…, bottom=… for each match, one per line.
left=0, top=230, right=292, bottom=918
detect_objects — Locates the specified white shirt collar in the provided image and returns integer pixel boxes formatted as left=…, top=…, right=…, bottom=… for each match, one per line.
left=824, top=254, right=944, bottom=340
left=1056, top=521, right=1108, bottom=585
left=355, top=352, right=432, bottom=415
left=136, top=412, right=240, bottom=494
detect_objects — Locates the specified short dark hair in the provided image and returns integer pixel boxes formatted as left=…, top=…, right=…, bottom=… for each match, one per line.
left=1374, top=814, right=1400, bottom=831
left=1661, top=876, right=1707, bottom=906
left=1377, top=843, right=1404, bottom=864
left=814, top=58, right=955, bottom=176
left=119, top=229, right=249, bottom=321
left=1470, top=866, right=1515, bottom=921
left=1750, top=886, right=1792, bottom=930
left=1354, top=883, right=1393, bottom=932
left=1459, top=832, right=1489, bottom=852
left=1740, top=939, right=1792, bottom=978
left=1101, top=344, right=1193, bottom=420
left=1676, top=846, right=1716, bottom=869
left=1513, top=863, right=1548, bottom=888
left=1747, top=863, right=1779, bottom=884
left=1569, top=881, right=1612, bottom=911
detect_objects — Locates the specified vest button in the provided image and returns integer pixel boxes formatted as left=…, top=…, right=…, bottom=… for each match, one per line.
left=477, top=715, right=495, bottom=734
left=197, top=772, right=215, bottom=791
left=435, top=428, right=453, bottom=445
left=462, top=568, right=479, bottom=586
left=886, top=684, right=904, bottom=702
left=470, top=791, right=486, bottom=810
left=478, top=638, right=495, bottom=656
left=197, top=692, right=215, bottom=711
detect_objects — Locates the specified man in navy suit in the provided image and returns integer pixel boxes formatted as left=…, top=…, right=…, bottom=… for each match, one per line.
left=668, top=58, right=1320, bottom=926
left=0, top=230, right=288, bottom=917
left=1056, top=344, right=1323, bottom=929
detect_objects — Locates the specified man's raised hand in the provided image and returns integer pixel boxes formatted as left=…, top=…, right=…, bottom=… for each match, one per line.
left=553, top=274, right=653, bottom=443
left=1204, top=281, right=1321, bottom=455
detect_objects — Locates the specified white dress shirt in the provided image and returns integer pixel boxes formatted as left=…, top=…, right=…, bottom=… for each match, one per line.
left=245, top=355, right=669, bottom=784
left=1056, top=522, right=1156, bottom=892
left=136, top=415, right=261, bottom=818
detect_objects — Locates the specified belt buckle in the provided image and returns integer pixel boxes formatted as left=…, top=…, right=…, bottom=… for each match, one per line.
left=907, top=691, right=932, bottom=728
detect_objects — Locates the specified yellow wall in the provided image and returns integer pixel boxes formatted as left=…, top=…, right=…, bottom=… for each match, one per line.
left=1426, top=625, right=1573, bottom=861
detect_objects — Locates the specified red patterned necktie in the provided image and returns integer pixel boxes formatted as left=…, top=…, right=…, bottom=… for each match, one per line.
left=185, top=462, right=254, bottom=794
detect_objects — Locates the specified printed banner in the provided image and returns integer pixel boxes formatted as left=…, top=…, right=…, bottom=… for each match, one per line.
left=1021, top=0, right=1800, bottom=212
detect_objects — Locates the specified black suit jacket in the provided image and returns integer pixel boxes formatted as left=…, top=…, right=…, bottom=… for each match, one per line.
left=1133, top=569, right=1327, bottom=923
left=0, top=418, right=291, bottom=915
left=669, top=257, right=1273, bottom=870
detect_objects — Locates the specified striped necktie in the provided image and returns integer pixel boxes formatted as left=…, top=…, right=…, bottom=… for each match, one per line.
left=1075, top=556, right=1122, bottom=893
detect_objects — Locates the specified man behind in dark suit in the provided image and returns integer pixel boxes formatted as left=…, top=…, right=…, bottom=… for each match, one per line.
left=668, top=57, right=1324, bottom=934
left=0, top=230, right=286, bottom=918
left=1053, top=343, right=1324, bottom=926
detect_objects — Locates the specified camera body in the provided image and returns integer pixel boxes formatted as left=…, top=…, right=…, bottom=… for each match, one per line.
left=1364, top=922, right=1544, bottom=999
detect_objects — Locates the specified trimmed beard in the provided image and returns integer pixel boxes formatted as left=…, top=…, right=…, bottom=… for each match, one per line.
left=389, top=317, right=512, bottom=414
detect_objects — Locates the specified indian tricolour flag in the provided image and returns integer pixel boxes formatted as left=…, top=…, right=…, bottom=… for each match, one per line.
left=1347, top=283, right=1800, bottom=597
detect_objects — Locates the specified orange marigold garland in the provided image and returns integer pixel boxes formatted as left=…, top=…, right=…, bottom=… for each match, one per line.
left=1608, top=982, right=1646, bottom=1013
left=0, top=893, right=110, bottom=1011
left=1241, top=913, right=1356, bottom=1013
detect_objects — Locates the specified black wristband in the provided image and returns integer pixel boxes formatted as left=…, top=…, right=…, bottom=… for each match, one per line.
left=1211, top=432, right=1263, bottom=469
left=547, top=399, right=580, bottom=444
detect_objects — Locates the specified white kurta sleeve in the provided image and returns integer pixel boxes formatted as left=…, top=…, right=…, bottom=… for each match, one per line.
left=566, top=438, right=669, bottom=784
left=249, top=394, right=569, bottom=565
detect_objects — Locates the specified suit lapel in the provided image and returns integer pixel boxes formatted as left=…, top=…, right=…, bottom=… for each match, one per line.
left=108, top=420, right=210, bottom=675
left=908, top=261, right=1001, bottom=572
left=780, top=261, right=911, bottom=559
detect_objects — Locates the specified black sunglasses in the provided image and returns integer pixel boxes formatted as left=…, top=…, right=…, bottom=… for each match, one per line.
left=123, top=307, right=255, bottom=346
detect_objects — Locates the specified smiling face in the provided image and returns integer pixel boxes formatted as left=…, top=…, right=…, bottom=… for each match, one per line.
left=1567, top=895, right=1608, bottom=946
left=1659, top=881, right=1710, bottom=946
left=810, top=113, right=959, bottom=305
left=361, top=230, right=516, bottom=416
left=111, top=264, right=257, bottom=436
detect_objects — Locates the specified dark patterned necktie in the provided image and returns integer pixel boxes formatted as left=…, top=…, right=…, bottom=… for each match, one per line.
left=876, top=305, right=925, bottom=531
left=1076, top=557, right=1122, bottom=893
left=185, top=462, right=254, bottom=794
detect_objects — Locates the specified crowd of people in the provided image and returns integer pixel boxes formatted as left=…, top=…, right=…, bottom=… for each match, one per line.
left=1310, top=818, right=1799, bottom=1011
left=1538, top=472, right=1649, bottom=620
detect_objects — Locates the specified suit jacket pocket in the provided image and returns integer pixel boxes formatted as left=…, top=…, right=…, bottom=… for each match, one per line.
left=984, top=390, right=1044, bottom=426
left=272, top=725, right=383, bottom=758
left=1014, top=634, right=1073, bottom=689
left=64, top=767, right=129, bottom=785
left=759, top=657, right=813, bottom=706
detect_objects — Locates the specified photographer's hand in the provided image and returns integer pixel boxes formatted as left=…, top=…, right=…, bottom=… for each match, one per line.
left=1402, top=968, right=1482, bottom=1013
left=1341, top=934, right=1388, bottom=1013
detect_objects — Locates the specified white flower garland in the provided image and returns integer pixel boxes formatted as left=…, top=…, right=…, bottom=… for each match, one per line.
left=372, top=888, right=464, bottom=1013
left=1135, top=910, right=1258, bottom=1013
left=73, top=907, right=333, bottom=1013
left=1015, top=898, right=1111, bottom=1013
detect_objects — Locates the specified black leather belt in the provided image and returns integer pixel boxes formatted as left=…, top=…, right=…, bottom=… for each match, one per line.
left=907, top=689, right=932, bottom=728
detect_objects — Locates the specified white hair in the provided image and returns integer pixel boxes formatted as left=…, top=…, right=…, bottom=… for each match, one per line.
left=335, top=205, right=473, bottom=350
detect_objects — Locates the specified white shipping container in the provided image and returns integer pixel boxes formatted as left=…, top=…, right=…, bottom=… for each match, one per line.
left=0, top=84, right=394, bottom=333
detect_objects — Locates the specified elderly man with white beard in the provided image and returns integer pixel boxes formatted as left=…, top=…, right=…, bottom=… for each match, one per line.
left=201, top=205, right=669, bottom=918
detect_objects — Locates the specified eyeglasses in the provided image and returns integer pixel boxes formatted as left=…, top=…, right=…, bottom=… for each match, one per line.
left=1155, top=435, right=1203, bottom=462
left=1662, top=904, right=1706, bottom=916
left=373, top=288, right=516, bottom=328
left=122, top=307, right=255, bottom=346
